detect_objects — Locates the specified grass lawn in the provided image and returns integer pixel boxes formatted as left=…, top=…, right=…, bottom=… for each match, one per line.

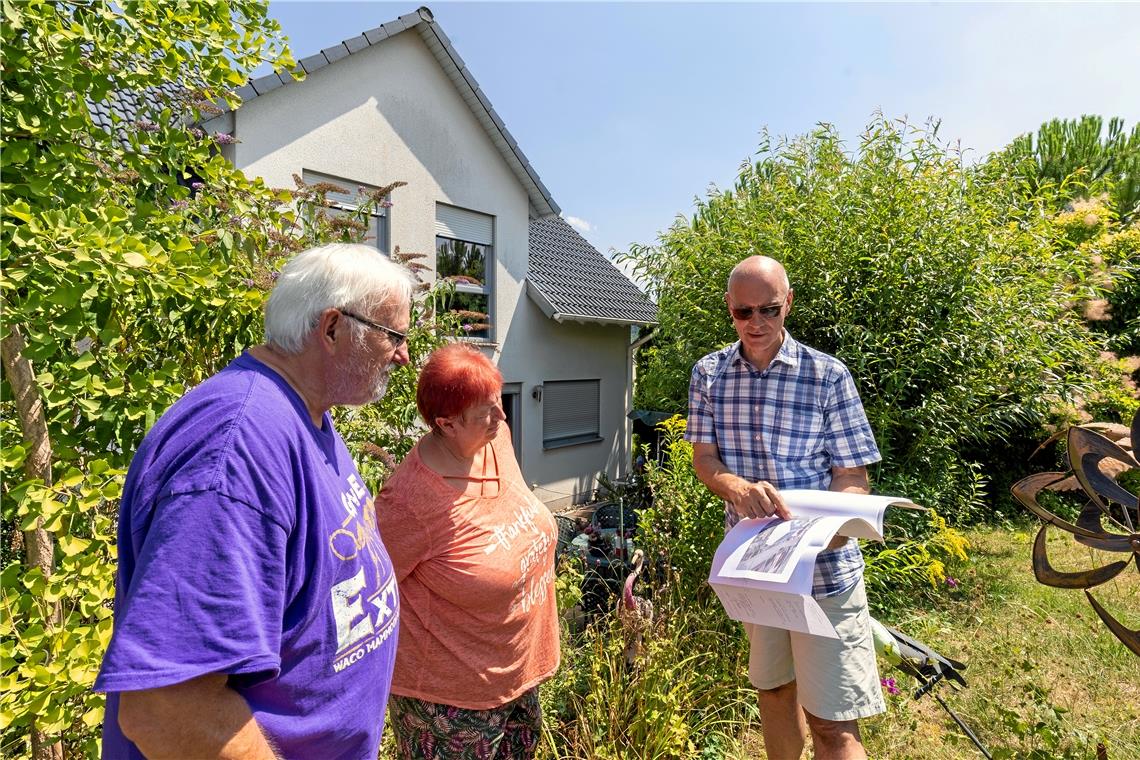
left=742, top=526, right=1139, bottom=759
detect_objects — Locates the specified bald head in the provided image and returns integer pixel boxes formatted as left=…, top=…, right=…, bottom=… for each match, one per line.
left=724, top=255, right=793, bottom=368
left=727, top=256, right=791, bottom=293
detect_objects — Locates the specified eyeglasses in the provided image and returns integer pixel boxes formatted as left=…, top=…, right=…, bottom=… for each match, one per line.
left=339, top=309, right=408, bottom=347
left=729, top=303, right=784, bottom=321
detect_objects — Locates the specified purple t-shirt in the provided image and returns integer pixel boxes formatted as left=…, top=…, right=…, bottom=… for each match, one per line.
left=95, top=352, right=398, bottom=759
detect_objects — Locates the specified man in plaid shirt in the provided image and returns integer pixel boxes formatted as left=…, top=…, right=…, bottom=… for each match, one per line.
left=686, top=256, right=884, bottom=760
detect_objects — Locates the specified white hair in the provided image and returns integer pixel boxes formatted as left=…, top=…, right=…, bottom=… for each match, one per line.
left=264, top=243, right=414, bottom=354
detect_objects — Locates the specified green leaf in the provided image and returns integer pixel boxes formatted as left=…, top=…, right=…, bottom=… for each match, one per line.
left=120, top=250, right=147, bottom=268
left=2, top=445, right=26, bottom=468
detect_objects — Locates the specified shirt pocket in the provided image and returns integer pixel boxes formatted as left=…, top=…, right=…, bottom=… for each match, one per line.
left=764, top=401, right=827, bottom=461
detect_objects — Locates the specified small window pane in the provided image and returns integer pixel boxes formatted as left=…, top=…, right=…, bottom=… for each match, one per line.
left=441, top=290, right=490, bottom=340
left=436, top=236, right=487, bottom=284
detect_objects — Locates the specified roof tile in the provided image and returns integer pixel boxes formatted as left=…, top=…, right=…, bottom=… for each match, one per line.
left=363, top=26, right=388, bottom=44
left=250, top=72, right=284, bottom=95
left=299, top=52, right=329, bottom=74
left=322, top=43, right=350, bottom=64
left=528, top=215, right=657, bottom=325
left=343, top=34, right=370, bottom=53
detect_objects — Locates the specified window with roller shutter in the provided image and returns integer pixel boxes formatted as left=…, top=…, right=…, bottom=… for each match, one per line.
left=542, top=380, right=602, bottom=449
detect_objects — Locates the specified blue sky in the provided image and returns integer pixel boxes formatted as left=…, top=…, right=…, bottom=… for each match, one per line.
left=266, top=1, right=1140, bottom=263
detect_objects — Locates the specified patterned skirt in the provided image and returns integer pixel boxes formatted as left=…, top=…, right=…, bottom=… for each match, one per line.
left=387, top=688, right=542, bottom=760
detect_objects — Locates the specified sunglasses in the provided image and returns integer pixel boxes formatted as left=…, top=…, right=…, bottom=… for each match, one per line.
left=728, top=303, right=784, bottom=321
left=339, top=309, right=408, bottom=347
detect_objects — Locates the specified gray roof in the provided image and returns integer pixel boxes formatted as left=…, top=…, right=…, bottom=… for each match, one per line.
left=86, top=81, right=191, bottom=144
left=527, top=215, right=657, bottom=326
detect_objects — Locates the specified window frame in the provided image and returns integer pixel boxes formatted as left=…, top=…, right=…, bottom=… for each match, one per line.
left=435, top=234, right=493, bottom=341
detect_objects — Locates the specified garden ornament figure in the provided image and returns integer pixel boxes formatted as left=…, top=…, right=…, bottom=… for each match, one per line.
left=1010, top=409, right=1140, bottom=658
left=870, top=619, right=992, bottom=759
left=618, top=548, right=654, bottom=664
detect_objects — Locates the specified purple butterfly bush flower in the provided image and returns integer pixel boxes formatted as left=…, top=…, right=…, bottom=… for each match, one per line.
left=191, top=181, right=205, bottom=191
left=212, top=132, right=237, bottom=145
left=945, top=577, right=959, bottom=589
left=881, top=677, right=900, bottom=696
left=134, top=120, right=159, bottom=132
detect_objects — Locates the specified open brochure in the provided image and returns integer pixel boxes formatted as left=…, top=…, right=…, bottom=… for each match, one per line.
left=709, top=490, right=923, bottom=638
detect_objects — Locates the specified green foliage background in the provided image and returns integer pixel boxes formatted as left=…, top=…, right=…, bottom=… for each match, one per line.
left=624, top=116, right=1134, bottom=523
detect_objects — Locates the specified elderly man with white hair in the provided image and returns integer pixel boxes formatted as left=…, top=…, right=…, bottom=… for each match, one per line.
left=96, top=243, right=413, bottom=759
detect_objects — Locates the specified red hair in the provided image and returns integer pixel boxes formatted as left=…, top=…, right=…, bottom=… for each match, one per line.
left=416, top=343, right=503, bottom=428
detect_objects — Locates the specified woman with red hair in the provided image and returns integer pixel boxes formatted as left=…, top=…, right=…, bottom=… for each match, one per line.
left=376, top=343, right=560, bottom=759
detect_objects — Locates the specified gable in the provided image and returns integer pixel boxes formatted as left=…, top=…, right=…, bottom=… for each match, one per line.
left=220, top=6, right=557, bottom=218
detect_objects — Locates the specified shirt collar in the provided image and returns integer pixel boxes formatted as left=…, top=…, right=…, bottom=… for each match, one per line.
left=728, top=330, right=800, bottom=372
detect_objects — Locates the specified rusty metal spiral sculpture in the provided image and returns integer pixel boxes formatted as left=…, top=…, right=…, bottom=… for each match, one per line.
left=1010, top=410, right=1140, bottom=656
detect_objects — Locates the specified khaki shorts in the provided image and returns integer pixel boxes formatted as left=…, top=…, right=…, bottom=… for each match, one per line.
left=744, top=578, right=885, bottom=722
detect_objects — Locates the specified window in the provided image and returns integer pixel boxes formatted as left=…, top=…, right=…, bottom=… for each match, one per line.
left=302, top=170, right=389, bottom=253
left=542, top=380, right=601, bottom=449
left=436, top=204, right=493, bottom=340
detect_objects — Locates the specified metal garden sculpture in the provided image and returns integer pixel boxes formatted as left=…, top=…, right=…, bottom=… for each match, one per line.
left=1010, top=410, right=1140, bottom=656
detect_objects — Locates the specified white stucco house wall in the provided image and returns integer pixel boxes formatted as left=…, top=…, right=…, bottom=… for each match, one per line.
left=128, top=6, right=657, bottom=507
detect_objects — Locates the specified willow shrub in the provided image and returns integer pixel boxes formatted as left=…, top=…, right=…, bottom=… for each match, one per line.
left=625, top=116, right=1108, bottom=523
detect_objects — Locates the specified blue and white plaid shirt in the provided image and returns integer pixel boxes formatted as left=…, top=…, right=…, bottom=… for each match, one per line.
left=686, top=333, right=881, bottom=597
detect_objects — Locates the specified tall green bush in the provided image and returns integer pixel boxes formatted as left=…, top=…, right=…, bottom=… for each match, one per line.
left=2, top=3, right=295, bottom=756
left=997, top=115, right=1140, bottom=223
left=0, top=3, right=452, bottom=756
left=625, top=116, right=1108, bottom=522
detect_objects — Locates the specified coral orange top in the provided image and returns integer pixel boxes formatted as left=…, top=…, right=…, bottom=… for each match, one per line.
left=375, top=426, right=560, bottom=709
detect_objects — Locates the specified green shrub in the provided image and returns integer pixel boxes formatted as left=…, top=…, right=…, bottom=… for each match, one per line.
left=636, top=416, right=726, bottom=604
left=1090, top=227, right=1140, bottom=356
left=540, top=598, right=755, bottom=759
left=624, top=116, right=1108, bottom=522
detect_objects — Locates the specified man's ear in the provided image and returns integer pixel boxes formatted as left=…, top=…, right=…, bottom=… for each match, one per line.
left=786, top=288, right=794, bottom=313
left=316, top=308, right=343, bottom=353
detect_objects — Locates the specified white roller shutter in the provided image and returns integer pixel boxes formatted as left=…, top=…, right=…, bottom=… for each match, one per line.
left=543, top=380, right=601, bottom=447
left=301, top=170, right=385, bottom=211
left=435, top=203, right=493, bottom=245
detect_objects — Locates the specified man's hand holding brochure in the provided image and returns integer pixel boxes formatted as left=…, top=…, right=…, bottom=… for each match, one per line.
left=709, top=490, right=924, bottom=638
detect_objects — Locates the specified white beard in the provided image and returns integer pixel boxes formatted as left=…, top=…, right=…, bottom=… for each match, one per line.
left=331, top=356, right=394, bottom=407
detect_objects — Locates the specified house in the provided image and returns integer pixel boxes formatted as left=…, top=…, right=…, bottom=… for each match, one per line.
left=92, top=6, right=657, bottom=508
